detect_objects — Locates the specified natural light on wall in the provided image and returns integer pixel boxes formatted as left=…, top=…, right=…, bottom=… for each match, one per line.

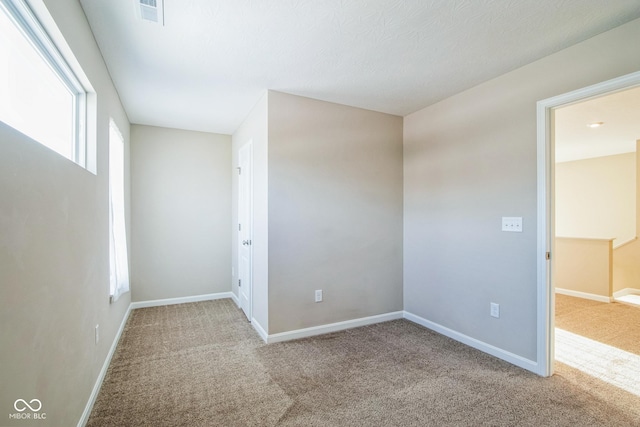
left=109, top=120, right=130, bottom=302
left=0, top=0, right=87, bottom=166
left=556, top=328, right=640, bottom=397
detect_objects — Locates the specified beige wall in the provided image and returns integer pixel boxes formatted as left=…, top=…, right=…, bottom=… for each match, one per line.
left=613, top=238, right=640, bottom=293
left=613, top=142, right=640, bottom=293
left=0, top=0, right=130, bottom=425
left=232, top=93, right=269, bottom=329
left=555, top=238, right=613, bottom=297
left=267, top=91, right=403, bottom=334
left=404, top=18, right=640, bottom=362
left=130, top=125, right=231, bottom=301
left=556, top=153, right=636, bottom=245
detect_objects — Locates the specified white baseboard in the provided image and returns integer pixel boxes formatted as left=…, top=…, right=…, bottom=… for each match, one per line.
left=265, top=311, right=404, bottom=344
left=78, top=304, right=132, bottom=427
left=613, top=287, right=640, bottom=298
left=130, top=292, right=235, bottom=309
left=555, top=287, right=611, bottom=303
left=251, top=318, right=268, bottom=343
left=403, top=311, right=538, bottom=374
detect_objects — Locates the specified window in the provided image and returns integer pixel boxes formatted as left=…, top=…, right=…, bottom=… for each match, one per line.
left=0, top=0, right=87, bottom=167
left=109, top=120, right=130, bottom=302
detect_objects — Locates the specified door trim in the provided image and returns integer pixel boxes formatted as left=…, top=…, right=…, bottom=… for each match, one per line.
left=536, top=70, right=640, bottom=377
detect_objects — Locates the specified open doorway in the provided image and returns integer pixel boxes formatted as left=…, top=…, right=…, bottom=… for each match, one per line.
left=554, top=86, right=640, bottom=304
left=553, top=85, right=640, bottom=405
left=537, top=72, right=640, bottom=416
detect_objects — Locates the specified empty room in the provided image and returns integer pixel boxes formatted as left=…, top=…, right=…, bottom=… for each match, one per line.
left=1, top=0, right=640, bottom=426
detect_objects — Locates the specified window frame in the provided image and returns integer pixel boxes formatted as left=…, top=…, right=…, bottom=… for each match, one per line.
left=108, top=118, right=130, bottom=302
left=0, top=0, right=88, bottom=167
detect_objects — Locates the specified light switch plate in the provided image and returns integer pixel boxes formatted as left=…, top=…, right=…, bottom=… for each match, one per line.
left=502, top=217, right=523, bottom=232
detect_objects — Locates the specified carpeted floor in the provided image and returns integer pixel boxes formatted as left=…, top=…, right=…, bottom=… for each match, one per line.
left=554, top=294, right=640, bottom=422
left=555, top=293, right=640, bottom=354
left=87, top=298, right=640, bottom=426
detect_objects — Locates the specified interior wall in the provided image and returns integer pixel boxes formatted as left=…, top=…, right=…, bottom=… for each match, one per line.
left=267, top=91, right=403, bottom=334
left=556, top=153, right=636, bottom=245
left=232, top=92, right=269, bottom=330
left=613, top=141, right=640, bottom=293
left=403, top=18, right=640, bottom=363
left=555, top=237, right=613, bottom=297
left=0, top=0, right=130, bottom=425
left=130, top=125, right=231, bottom=302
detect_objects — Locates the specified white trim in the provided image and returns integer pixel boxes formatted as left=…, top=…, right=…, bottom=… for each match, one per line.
left=77, top=304, right=132, bottom=427
left=230, top=291, right=240, bottom=307
left=613, top=236, right=638, bottom=250
left=536, top=70, right=640, bottom=378
left=130, top=292, right=235, bottom=309
left=536, top=89, right=554, bottom=377
left=403, top=311, right=538, bottom=373
left=555, top=288, right=612, bottom=303
left=251, top=318, right=268, bottom=343
left=613, top=288, right=640, bottom=298
left=265, top=311, right=404, bottom=344
left=1, top=0, right=89, bottom=168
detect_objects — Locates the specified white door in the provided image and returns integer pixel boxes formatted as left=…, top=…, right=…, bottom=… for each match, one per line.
left=238, top=141, right=253, bottom=321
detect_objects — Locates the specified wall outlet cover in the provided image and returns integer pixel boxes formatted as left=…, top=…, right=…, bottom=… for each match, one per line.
left=490, top=303, right=500, bottom=318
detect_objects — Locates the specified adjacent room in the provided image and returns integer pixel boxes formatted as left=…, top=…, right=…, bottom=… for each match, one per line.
left=1, top=0, right=640, bottom=426
left=553, top=86, right=640, bottom=415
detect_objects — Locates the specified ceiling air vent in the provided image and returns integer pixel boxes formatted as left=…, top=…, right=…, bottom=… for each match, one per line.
left=138, top=0, right=164, bottom=25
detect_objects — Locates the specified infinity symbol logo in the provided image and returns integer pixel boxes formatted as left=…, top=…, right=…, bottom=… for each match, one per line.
left=14, top=399, right=42, bottom=412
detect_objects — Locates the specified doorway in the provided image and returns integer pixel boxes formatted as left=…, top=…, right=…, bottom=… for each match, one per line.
left=237, top=140, right=253, bottom=321
left=552, top=86, right=640, bottom=407
left=536, top=70, right=640, bottom=377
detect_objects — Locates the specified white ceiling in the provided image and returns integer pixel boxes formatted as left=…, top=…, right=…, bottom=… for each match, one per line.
left=79, top=0, right=640, bottom=135
left=555, top=86, right=640, bottom=163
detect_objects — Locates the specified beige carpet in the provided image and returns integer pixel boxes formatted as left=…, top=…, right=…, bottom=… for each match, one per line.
left=87, top=298, right=640, bottom=426
left=554, top=294, right=640, bottom=422
left=555, top=293, right=640, bottom=354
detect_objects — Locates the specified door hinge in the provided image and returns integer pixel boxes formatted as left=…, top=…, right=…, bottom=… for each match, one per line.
left=546, top=252, right=551, bottom=260
left=239, top=223, right=241, bottom=231
left=238, top=279, right=242, bottom=287
left=237, top=167, right=241, bottom=175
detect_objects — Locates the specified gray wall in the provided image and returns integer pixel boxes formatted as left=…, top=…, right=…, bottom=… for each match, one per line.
left=404, top=18, right=640, bottom=362
left=130, top=125, right=231, bottom=301
left=0, top=0, right=130, bottom=425
left=232, top=93, right=269, bottom=329
left=267, top=91, right=403, bottom=334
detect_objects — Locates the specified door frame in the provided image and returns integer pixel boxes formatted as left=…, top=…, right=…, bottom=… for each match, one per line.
left=535, top=70, right=640, bottom=377
left=237, top=139, right=253, bottom=321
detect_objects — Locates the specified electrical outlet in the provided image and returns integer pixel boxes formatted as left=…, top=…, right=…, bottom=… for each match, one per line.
left=95, top=324, right=99, bottom=344
left=315, top=289, right=323, bottom=303
left=490, top=303, right=500, bottom=318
